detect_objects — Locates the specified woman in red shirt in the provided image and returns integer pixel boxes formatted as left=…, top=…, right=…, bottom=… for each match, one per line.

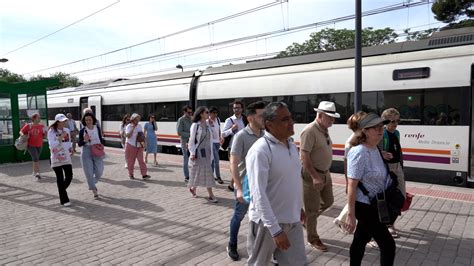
left=20, top=113, right=48, bottom=180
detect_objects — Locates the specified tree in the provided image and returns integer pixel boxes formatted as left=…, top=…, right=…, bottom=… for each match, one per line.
left=431, top=0, right=473, bottom=23
left=1, top=69, right=81, bottom=89
left=0, top=68, right=27, bottom=83
left=276, top=27, right=398, bottom=58
left=404, top=28, right=439, bottom=41
left=30, top=72, right=82, bottom=89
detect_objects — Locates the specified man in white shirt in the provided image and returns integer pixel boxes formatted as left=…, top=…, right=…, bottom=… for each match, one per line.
left=222, top=101, right=247, bottom=191
left=245, top=102, right=306, bottom=265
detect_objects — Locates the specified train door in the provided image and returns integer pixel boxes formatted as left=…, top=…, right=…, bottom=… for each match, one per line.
left=469, top=64, right=474, bottom=186
left=79, top=96, right=102, bottom=128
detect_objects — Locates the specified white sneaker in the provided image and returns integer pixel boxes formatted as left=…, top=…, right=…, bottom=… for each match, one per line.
left=62, top=202, right=71, bottom=207
left=367, top=240, right=378, bottom=248
left=124, top=163, right=128, bottom=169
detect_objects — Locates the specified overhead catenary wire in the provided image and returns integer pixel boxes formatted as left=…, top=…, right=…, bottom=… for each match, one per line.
left=64, top=0, right=432, bottom=77
left=1, top=0, right=120, bottom=57
left=24, top=0, right=287, bottom=75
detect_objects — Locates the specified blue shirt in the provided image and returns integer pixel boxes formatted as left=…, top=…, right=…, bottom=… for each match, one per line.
left=347, top=144, right=391, bottom=204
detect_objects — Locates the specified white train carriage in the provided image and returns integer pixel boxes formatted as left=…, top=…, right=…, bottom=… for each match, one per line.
left=46, top=27, right=474, bottom=187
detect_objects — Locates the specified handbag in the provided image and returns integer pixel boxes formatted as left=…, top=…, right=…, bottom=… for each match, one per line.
left=15, top=134, right=29, bottom=151
left=401, top=192, right=414, bottom=212
left=136, top=131, right=145, bottom=148
left=359, top=149, right=405, bottom=224
left=15, top=123, right=31, bottom=151
left=221, top=118, right=234, bottom=151
left=91, top=143, right=105, bottom=157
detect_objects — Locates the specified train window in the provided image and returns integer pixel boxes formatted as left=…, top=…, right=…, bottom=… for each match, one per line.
left=292, top=93, right=351, bottom=124
left=103, top=102, right=182, bottom=122
left=379, top=87, right=468, bottom=125
left=155, top=102, right=177, bottom=121
left=393, top=67, right=430, bottom=80
left=381, top=90, right=422, bottom=125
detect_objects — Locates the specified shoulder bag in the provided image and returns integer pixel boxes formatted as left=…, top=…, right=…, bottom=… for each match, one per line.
left=221, top=118, right=234, bottom=151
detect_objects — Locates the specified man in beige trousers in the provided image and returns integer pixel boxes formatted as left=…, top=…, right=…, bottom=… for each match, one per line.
left=300, top=101, right=339, bottom=252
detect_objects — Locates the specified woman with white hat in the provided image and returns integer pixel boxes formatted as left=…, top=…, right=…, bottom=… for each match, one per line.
left=48, top=113, right=74, bottom=207
left=125, top=113, right=151, bottom=180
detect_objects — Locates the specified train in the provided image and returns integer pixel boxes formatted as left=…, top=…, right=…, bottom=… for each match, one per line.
left=46, top=26, right=474, bottom=187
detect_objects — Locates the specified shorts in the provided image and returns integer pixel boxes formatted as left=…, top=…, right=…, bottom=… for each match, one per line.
left=27, top=146, right=42, bottom=162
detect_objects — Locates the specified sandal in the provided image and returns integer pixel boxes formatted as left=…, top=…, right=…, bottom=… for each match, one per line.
left=189, top=187, right=196, bottom=197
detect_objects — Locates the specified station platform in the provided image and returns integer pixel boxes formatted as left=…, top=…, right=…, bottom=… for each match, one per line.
left=0, top=146, right=473, bottom=265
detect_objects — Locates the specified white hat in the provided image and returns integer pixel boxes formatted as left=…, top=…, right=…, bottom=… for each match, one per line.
left=130, top=113, right=141, bottom=121
left=54, top=113, right=68, bottom=122
left=314, top=101, right=340, bottom=118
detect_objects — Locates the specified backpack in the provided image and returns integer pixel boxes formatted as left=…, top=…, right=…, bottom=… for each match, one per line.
left=15, top=123, right=31, bottom=151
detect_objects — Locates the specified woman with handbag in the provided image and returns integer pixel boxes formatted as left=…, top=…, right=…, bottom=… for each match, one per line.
left=380, top=108, right=406, bottom=238
left=78, top=112, right=105, bottom=199
left=48, top=114, right=74, bottom=207
left=125, top=113, right=151, bottom=180
left=188, top=106, right=218, bottom=203
left=344, top=113, right=396, bottom=266
left=20, top=112, right=47, bottom=180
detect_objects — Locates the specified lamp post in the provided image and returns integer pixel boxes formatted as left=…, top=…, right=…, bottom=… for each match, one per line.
left=176, top=64, right=183, bottom=72
left=0, top=58, right=8, bottom=63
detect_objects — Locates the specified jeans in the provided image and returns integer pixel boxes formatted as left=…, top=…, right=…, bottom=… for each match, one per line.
left=229, top=198, right=249, bottom=246
left=81, top=145, right=104, bottom=190
left=53, top=164, right=73, bottom=205
left=211, top=143, right=221, bottom=178
left=181, top=142, right=189, bottom=178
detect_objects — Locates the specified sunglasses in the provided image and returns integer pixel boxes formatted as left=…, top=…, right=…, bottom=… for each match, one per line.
left=390, top=119, right=401, bottom=124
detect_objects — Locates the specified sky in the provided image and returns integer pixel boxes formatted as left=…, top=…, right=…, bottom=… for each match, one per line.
left=0, top=0, right=443, bottom=83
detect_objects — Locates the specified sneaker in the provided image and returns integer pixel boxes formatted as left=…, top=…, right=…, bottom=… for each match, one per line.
left=270, top=254, right=278, bottom=265
left=308, top=238, right=328, bottom=252
left=227, top=243, right=240, bottom=261
left=62, top=202, right=71, bottom=207
left=124, top=163, right=128, bottom=169
left=34, top=173, right=41, bottom=180
left=93, top=189, right=99, bottom=199
left=388, top=227, right=399, bottom=238
left=367, top=240, right=378, bottom=248
left=215, top=177, right=224, bottom=184
left=227, top=185, right=234, bottom=192
left=207, top=197, right=218, bottom=203
left=184, top=177, right=189, bottom=183
left=142, top=175, right=151, bottom=180
left=129, top=176, right=135, bottom=180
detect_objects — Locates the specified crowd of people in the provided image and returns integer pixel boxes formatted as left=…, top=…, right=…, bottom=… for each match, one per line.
left=19, top=100, right=408, bottom=265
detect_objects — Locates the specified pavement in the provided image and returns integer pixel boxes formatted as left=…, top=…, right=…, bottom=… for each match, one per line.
left=0, top=146, right=473, bottom=265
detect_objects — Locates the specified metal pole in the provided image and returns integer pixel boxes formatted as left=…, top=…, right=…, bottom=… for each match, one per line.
left=354, top=0, right=362, bottom=112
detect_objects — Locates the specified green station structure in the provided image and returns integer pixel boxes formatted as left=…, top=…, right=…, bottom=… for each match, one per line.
left=0, top=79, right=59, bottom=163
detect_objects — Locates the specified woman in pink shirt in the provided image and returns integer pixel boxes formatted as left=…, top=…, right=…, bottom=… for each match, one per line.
left=20, top=113, right=47, bottom=180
